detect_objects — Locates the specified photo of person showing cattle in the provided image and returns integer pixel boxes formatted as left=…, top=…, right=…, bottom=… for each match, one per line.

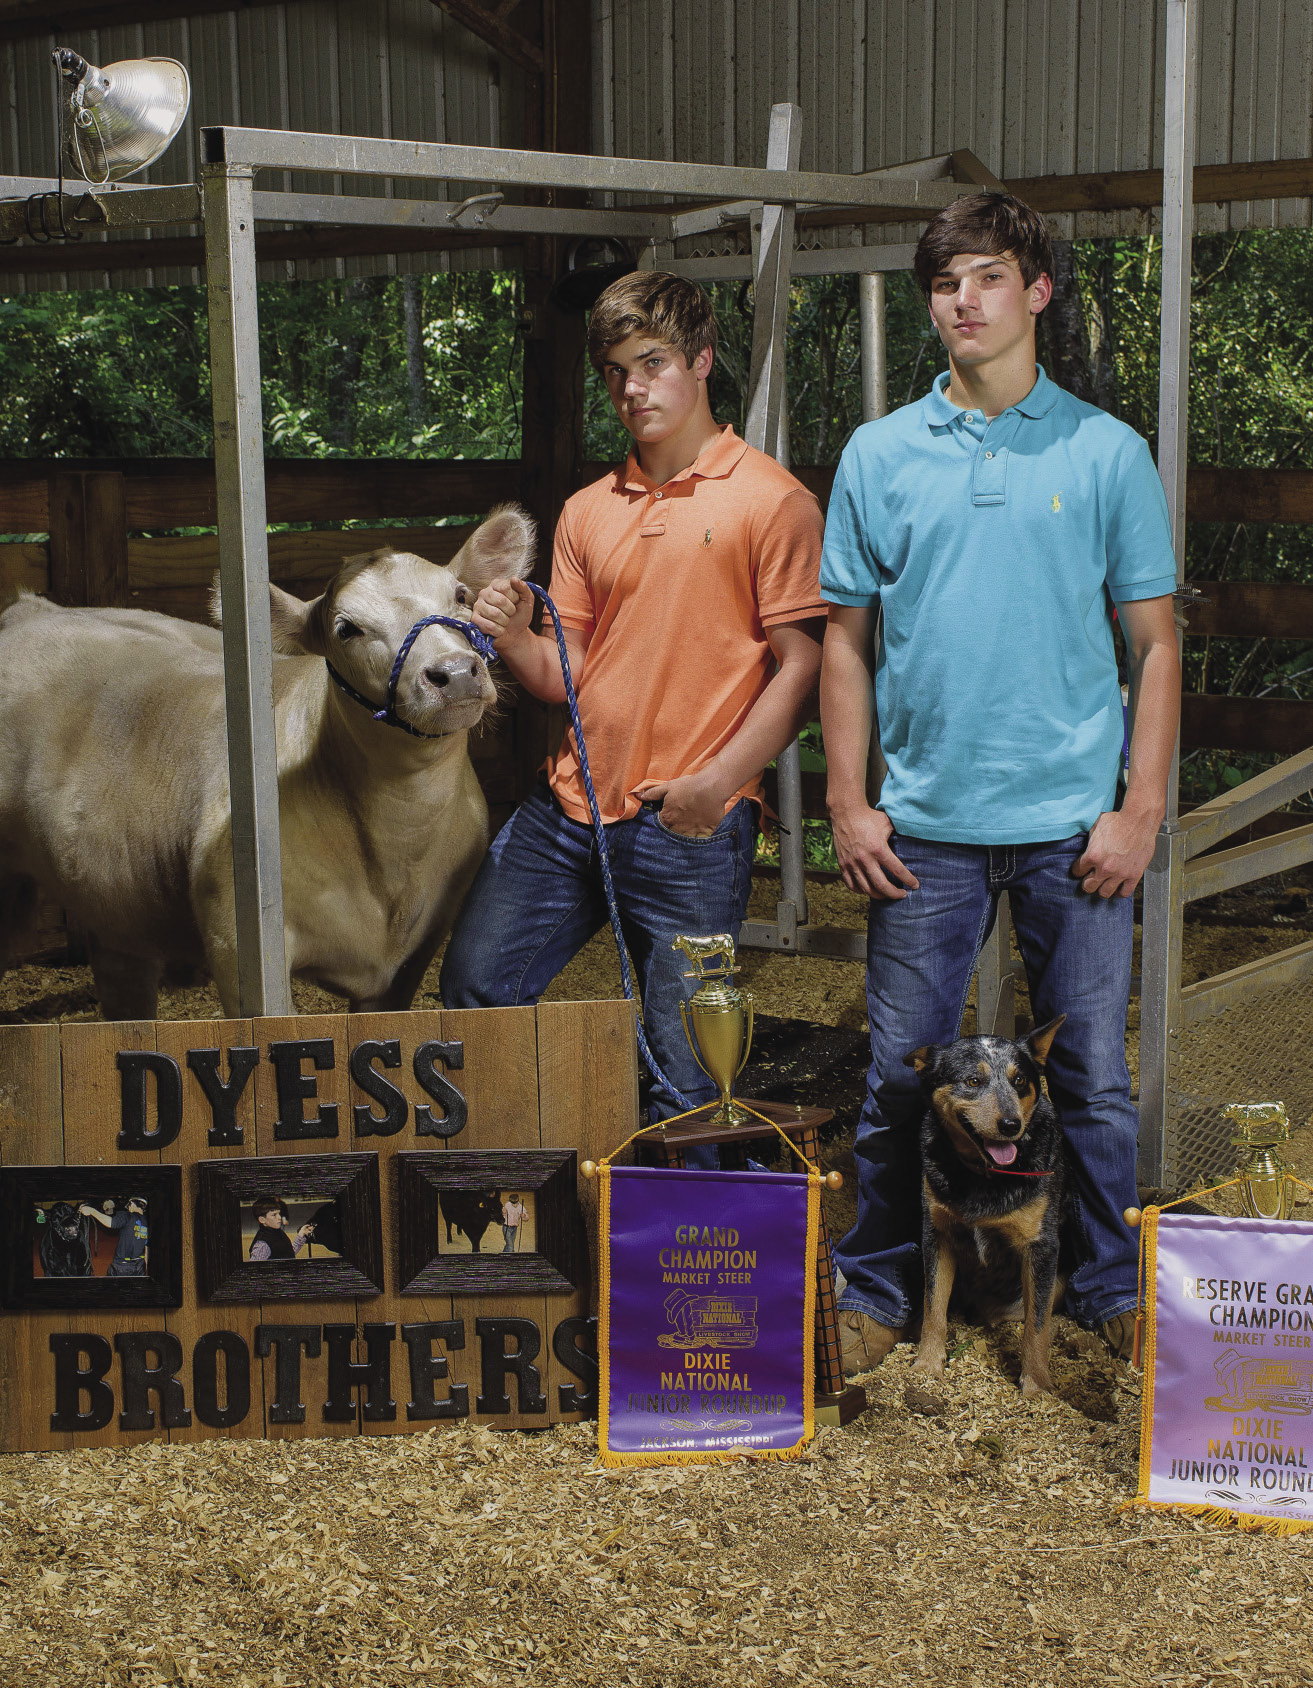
left=33, top=1194, right=149, bottom=1279
left=436, top=1188, right=536, bottom=1256
left=441, top=272, right=827, bottom=1160
left=241, top=1195, right=343, bottom=1263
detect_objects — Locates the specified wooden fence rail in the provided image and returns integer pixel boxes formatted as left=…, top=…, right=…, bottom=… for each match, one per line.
left=3, top=455, right=1313, bottom=780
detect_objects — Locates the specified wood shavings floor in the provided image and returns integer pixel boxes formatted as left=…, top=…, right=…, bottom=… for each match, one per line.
left=2, top=1339, right=1310, bottom=1688
left=3, top=872, right=1313, bottom=1684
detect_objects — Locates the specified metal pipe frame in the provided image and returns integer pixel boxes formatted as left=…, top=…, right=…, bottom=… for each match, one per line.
left=1138, top=0, right=1200, bottom=1188
left=193, top=113, right=963, bottom=1006
left=202, top=162, right=291, bottom=1017
left=742, top=105, right=806, bottom=945
left=204, top=125, right=965, bottom=214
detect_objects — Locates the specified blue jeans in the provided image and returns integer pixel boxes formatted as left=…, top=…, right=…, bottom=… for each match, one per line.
left=834, top=831, right=1139, bottom=1332
left=440, top=787, right=757, bottom=1152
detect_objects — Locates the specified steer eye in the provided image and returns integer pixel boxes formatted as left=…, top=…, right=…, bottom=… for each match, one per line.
left=334, top=618, right=364, bottom=641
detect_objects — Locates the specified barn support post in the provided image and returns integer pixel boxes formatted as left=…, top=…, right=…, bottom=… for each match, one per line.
left=744, top=103, right=805, bottom=942
left=1139, top=0, right=1199, bottom=1187
left=857, top=272, right=891, bottom=803
left=202, top=156, right=292, bottom=1019
left=514, top=0, right=590, bottom=801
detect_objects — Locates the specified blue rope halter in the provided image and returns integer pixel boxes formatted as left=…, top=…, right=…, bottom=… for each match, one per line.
left=524, top=582, right=694, bottom=1113
left=324, top=614, right=501, bottom=740
left=325, top=591, right=694, bottom=1112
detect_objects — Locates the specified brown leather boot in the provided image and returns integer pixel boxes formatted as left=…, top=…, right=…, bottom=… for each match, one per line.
left=839, top=1309, right=902, bottom=1377
left=1099, top=1312, right=1137, bottom=1361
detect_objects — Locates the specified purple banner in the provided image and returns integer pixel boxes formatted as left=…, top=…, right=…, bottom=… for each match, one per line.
left=1139, top=1210, right=1313, bottom=1527
left=599, top=1165, right=815, bottom=1466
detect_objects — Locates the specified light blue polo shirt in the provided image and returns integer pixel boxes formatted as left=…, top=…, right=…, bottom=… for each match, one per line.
left=820, top=366, right=1178, bottom=844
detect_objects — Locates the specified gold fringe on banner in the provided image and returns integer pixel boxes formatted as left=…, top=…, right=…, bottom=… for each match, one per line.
left=595, top=1102, right=819, bottom=1469
left=1129, top=1177, right=1313, bottom=1536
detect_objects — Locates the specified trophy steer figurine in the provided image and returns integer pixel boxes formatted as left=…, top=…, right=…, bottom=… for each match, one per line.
left=673, top=933, right=754, bottom=1127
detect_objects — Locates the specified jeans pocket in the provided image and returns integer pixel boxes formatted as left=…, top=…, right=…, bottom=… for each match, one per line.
left=653, top=798, right=743, bottom=843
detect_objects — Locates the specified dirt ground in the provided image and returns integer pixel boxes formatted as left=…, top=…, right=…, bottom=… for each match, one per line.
left=2, top=869, right=1312, bottom=1685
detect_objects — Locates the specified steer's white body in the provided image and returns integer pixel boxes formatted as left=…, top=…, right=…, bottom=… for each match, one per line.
left=0, top=508, right=534, bottom=1018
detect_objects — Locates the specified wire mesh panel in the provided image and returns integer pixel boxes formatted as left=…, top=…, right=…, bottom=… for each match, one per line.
left=1167, top=974, right=1313, bottom=1189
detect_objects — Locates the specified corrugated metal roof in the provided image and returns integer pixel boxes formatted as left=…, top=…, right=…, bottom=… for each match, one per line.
left=3, top=1, right=1310, bottom=293
left=596, top=0, right=1313, bottom=243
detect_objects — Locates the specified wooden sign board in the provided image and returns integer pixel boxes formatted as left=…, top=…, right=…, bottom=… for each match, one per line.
left=0, top=1000, right=636, bottom=1451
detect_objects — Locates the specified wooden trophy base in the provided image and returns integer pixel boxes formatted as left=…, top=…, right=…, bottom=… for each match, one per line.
left=642, top=1098, right=869, bottom=1426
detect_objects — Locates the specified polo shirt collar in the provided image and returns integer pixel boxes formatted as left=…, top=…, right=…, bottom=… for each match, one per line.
left=621, top=423, right=748, bottom=493
left=924, top=364, right=1059, bottom=427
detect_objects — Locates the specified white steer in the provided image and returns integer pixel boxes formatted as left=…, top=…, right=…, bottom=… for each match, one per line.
left=0, top=505, right=535, bottom=1018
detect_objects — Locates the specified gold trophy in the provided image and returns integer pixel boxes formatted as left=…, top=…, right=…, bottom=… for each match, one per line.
left=1227, top=1102, right=1295, bottom=1220
left=673, top=933, right=754, bottom=1127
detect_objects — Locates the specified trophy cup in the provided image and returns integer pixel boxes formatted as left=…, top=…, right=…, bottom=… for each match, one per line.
left=672, top=933, right=754, bottom=1127
left=1227, top=1102, right=1295, bottom=1220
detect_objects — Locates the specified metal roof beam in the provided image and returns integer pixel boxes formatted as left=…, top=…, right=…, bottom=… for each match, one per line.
left=0, top=0, right=283, bottom=43
left=201, top=126, right=965, bottom=211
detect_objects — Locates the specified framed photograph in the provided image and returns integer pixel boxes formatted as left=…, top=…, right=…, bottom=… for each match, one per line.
left=0, top=1165, right=183, bottom=1310
left=196, top=1152, right=383, bottom=1302
left=397, top=1149, right=581, bottom=1296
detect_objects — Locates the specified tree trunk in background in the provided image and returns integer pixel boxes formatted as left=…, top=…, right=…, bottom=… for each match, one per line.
left=1087, top=239, right=1120, bottom=415
left=328, top=276, right=381, bottom=449
left=403, top=274, right=427, bottom=428
left=1044, top=239, right=1096, bottom=403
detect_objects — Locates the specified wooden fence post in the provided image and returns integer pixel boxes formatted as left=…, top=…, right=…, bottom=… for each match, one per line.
left=48, top=470, right=129, bottom=607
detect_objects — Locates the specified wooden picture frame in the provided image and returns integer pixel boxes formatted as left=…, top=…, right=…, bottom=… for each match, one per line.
left=196, top=1152, right=384, bottom=1303
left=397, top=1149, right=581, bottom=1296
left=0, top=1164, right=183, bottom=1310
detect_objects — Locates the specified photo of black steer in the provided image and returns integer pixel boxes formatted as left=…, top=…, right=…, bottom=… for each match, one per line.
left=905, top=1017, right=1068, bottom=1397
left=439, top=1189, right=502, bottom=1253
left=38, top=1201, right=93, bottom=1277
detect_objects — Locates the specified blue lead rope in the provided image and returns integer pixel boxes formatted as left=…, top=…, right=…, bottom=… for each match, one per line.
left=523, top=582, right=696, bottom=1113
left=325, top=590, right=696, bottom=1111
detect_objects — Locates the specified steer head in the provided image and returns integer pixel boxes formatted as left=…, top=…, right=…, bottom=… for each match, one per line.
left=256, top=504, right=536, bottom=739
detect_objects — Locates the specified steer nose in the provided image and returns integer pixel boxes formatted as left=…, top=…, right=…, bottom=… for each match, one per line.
left=423, top=654, right=485, bottom=702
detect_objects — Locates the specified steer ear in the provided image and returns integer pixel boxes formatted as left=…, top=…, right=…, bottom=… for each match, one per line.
left=452, top=502, right=537, bottom=592
left=267, top=582, right=328, bottom=656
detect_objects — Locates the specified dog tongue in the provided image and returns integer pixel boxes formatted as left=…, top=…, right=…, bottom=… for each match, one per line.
left=986, top=1142, right=1018, bottom=1167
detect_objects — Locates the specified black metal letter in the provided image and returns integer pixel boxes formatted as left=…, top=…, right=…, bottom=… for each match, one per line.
left=49, top=1333, right=114, bottom=1433
left=400, top=1320, right=470, bottom=1421
left=187, top=1046, right=259, bottom=1146
left=552, top=1315, right=599, bottom=1416
left=413, top=1039, right=467, bottom=1138
left=192, top=1330, right=252, bottom=1429
left=322, top=1322, right=396, bottom=1422
left=349, top=1040, right=408, bottom=1137
left=475, top=1316, right=547, bottom=1416
left=114, top=1331, right=192, bottom=1431
left=116, top=1050, right=184, bottom=1150
left=255, top=1324, right=321, bottom=1423
left=268, top=1040, right=339, bottom=1140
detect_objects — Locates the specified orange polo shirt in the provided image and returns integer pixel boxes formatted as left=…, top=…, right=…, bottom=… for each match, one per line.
left=545, top=424, right=825, bottom=825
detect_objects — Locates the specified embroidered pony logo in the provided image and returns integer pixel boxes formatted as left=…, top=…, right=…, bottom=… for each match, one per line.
left=702, top=528, right=714, bottom=547
left=1051, top=493, right=1062, bottom=513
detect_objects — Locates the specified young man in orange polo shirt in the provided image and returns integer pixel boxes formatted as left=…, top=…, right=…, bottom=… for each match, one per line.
left=441, top=272, right=826, bottom=1133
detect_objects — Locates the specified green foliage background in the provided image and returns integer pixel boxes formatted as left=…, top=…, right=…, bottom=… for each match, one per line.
left=3, top=231, right=1313, bottom=832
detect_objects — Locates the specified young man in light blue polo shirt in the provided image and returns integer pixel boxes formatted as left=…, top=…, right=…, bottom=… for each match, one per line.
left=819, top=193, right=1181, bottom=1373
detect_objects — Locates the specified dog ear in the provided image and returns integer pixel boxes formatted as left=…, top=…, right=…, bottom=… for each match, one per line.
left=1023, top=1015, right=1066, bottom=1066
left=903, top=1044, right=939, bottom=1073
